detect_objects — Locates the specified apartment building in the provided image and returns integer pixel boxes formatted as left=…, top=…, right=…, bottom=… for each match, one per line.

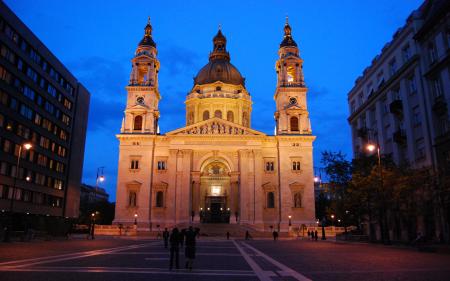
left=0, top=1, right=90, bottom=220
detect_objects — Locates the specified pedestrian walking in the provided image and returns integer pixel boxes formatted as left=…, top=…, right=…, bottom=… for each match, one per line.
left=163, top=228, right=169, bottom=249
left=314, top=230, right=318, bottom=241
left=245, top=230, right=251, bottom=240
left=307, top=230, right=311, bottom=240
left=272, top=230, right=278, bottom=241
left=184, top=226, right=197, bottom=271
left=226, top=231, right=230, bottom=240
left=169, top=228, right=180, bottom=270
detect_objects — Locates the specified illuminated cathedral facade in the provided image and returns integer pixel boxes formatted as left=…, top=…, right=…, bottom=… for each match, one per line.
left=113, top=18, right=316, bottom=232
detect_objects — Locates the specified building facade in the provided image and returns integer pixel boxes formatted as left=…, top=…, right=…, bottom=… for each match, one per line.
left=347, top=0, right=449, bottom=241
left=0, top=2, right=90, bottom=219
left=114, top=19, right=316, bottom=232
left=80, top=184, right=109, bottom=204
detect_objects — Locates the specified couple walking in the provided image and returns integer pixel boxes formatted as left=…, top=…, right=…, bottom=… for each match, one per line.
left=166, top=226, right=198, bottom=271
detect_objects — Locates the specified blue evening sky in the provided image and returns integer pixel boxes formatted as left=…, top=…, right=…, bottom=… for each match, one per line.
left=7, top=0, right=423, bottom=201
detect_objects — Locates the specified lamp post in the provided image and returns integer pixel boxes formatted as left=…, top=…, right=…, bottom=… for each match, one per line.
left=288, top=215, right=292, bottom=232
left=91, top=213, right=96, bottom=240
left=321, top=217, right=326, bottom=240
left=95, top=167, right=105, bottom=201
left=4, top=143, right=32, bottom=242
left=330, top=214, right=335, bottom=226
left=366, top=142, right=390, bottom=245
left=134, top=213, right=138, bottom=227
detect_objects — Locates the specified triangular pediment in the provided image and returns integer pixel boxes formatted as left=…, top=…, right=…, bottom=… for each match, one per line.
left=126, top=180, right=142, bottom=186
left=166, top=117, right=266, bottom=136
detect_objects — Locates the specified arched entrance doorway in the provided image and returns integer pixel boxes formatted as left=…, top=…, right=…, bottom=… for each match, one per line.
left=199, top=161, right=231, bottom=223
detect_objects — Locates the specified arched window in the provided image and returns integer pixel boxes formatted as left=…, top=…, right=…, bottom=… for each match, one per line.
left=129, top=191, right=137, bottom=207
left=156, top=191, right=164, bottom=208
left=293, top=192, right=302, bottom=208
left=134, top=115, right=143, bottom=131
left=214, top=110, right=222, bottom=119
left=267, top=192, right=275, bottom=208
left=242, top=112, right=249, bottom=127
left=227, top=111, right=234, bottom=122
left=203, top=111, right=210, bottom=121
left=290, top=116, right=299, bottom=131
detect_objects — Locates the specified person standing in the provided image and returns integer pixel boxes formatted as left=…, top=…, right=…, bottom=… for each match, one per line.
left=179, top=229, right=185, bottom=248
left=184, top=226, right=197, bottom=271
left=272, top=230, right=278, bottom=241
left=169, top=228, right=180, bottom=270
left=314, top=230, right=318, bottom=241
left=245, top=230, right=250, bottom=240
left=307, top=230, right=311, bottom=240
left=226, top=231, right=230, bottom=240
left=163, top=228, right=169, bottom=249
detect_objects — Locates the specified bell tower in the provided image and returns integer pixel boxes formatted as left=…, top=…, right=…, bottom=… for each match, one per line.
left=121, top=17, right=161, bottom=134
left=274, top=17, right=311, bottom=135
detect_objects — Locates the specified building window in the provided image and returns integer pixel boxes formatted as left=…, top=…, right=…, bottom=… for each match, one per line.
left=430, top=77, right=443, bottom=98
left=130, top=160, right=139, bottom=170
left=408, top=75, right=417, bottom=94
left=402, top=44, right=411, bottom=62
left=227, top=111, right=234, bottom=122
left=293, top=192, right=302, bottom=208
left=203, top=110, right=210, bottom=121
left=214, top=110, right=222, bottom=119
left=265, top=161, right=274, bottom=172
left=350, top=101, right=356, bottom=113
left=129, top=191, right=137, bottom=207
left=428, top=42, right=437, bottom=64
left=134, top=115, right=143, bottom=130
left=389, top=59, right=397, bottom=76
left=156, top=191, right=164, bottom=207
left=19, top=104, right=33, bottom=120
left=292, top=161, right=301, bottom=171
left=157, top=161, right=166, bottom=170
left=290, top=117, right=299, bottom=131
left=415, top=138, right=426, bottom=161
left=267, top=192, right=275, bottom=208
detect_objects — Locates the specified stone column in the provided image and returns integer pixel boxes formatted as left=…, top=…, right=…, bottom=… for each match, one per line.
left=191, top=171, right=201, bottom=223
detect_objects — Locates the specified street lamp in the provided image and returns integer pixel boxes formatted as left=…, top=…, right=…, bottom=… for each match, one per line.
left=330, top=214, right=335, bottom=226
left=288, top=215, right=292, bottom=226
left=4, top=143, right=32, bottom=242
left=366, top=142, right=390, bottom=244
left=134, top=213, right=138, bottom=226
left=91, top=213, right=96, bottom=240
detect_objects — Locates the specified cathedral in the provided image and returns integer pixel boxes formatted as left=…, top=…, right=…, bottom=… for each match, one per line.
left=113, top=18, right=316, bottom=232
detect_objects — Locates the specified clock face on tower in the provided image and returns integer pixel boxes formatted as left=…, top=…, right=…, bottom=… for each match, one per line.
left=136, top=96, right=145, bottom=105
left=289, top=97, right=297, bottom=105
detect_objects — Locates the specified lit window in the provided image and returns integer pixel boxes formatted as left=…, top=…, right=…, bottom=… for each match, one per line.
left=211, top=186, right=221, bottom=196
left=157, top=161, right=166, bottom=170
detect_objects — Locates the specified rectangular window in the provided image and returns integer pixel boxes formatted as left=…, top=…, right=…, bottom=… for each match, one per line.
left=402, top=44, right=411, bottom=62
left=431, top=77, right=443, bottom=98
left=34, top=113, right=42, bottom=125
left=63, top=98, right=72, bottom=110
left=130, top=160, right=139, bottom=170
left=61, top=114, right=70, bottom=126
left=54, top=179, right=63, bottom=190
left=0, top=90, right=8, bottom=105
left=39, top=136, right=50, bottom=149
left=389, top=59, right=397, bottom=76
left=0, top=65, right=12, bottom=84
left=265, top=161, right=275, bottom=172
left=59, top=129, right=67, bottom=141
left=47, top=84, right=57, bottom=97
left=44, top=101, right=54, bottom=114
left=19, top=104, right=33, bottom=120
left=37, top=154, right=47, bottom=167
left=428, top=42, right=437, bottom=64
left=26, top=67, right=38, bottom=82
left=29, top=49, right=41, bottom=64
left=415, top=138, right=426, bottom=160
left=292, top=161, right=301, bottom=171
left=0, top=44, right=15, bottom=63
left=23, top=86, right=35, bottom=100
left=157, top=161, right=166, bottom=170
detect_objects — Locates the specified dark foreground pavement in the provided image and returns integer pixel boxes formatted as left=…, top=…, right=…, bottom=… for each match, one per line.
left=0, top=237, right=450, bottom=281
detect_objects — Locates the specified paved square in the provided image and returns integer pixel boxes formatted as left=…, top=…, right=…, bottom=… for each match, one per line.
left=1, top=238, right=450, bottom=280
